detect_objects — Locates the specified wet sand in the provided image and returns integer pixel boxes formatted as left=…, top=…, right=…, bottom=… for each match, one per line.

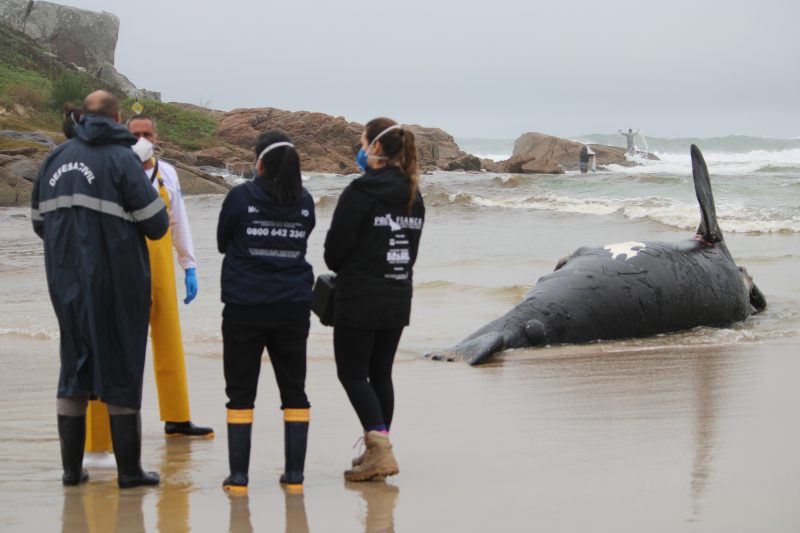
left=1, top=336, right=798, bottom=532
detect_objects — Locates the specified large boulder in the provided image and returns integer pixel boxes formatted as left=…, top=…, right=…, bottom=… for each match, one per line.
left=498, top=154, right=564, bottom=174
left=3, top=155, right=42, bottom=182
left=510, top=132, right=658, bottom=170
left=0, top=0, right=119, bottom=74
left=0, top=165, right=33, bottom=206
left=447, top=154, right=482, bottom=171
left=172, top=165, right=230, bottom=195
left=216, top=108, right=475, bottom=174
left=216, top=108, right=362, bottom=174
left=402, top=125, right=466, bottom=171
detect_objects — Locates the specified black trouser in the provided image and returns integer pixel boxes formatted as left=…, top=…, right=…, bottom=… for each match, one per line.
left=334, top=326, right=404, bottom=431
left=223, top=318, right=310, bottom=410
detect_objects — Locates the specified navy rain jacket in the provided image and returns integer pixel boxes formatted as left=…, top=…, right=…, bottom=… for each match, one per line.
left=217, top=175, right=316, bottom=321
left=32, top=113, right=169, bottom=409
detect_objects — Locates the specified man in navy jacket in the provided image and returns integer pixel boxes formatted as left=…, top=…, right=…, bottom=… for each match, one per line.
left=32, top=90, right=169, bottom=488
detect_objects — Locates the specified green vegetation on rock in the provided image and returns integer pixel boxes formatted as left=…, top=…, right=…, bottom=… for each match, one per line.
left=122, top=99, right=217, bottom=151
left=1, top=23, right=220, bottom=149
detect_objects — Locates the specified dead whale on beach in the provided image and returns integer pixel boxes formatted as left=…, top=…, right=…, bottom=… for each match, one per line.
left=426, top=145, right=767, bottom=365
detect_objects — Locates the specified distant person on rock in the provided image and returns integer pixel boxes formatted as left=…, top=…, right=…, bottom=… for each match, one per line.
left=618, top=128, right=639, bottom=156
left=579, top=144, right=596, bottom=173
left=32, top=90, right=168, bottom=488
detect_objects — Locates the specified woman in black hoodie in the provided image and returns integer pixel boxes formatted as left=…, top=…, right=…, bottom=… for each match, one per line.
left=217, top=130, right=315, bottom=495
left=324, top=117, right=425, bottom=481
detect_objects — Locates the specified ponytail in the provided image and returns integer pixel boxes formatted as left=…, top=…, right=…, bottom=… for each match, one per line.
left=364, top=117, right=420, bottom=214
left=273, top=147, right=302, bottom=205
left=254, top=130, right=302, bottom=206
left=398, top=129, right=420, bottom=214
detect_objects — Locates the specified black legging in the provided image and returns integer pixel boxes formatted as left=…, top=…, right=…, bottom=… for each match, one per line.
left=334, top=326, right=404, bottom=431
left=223, top=317, right=310, bottom=410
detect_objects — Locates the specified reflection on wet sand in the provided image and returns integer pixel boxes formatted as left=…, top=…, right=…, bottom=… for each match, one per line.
left=689, top=349, right=720, bottom=520
left=61, top=482, right=143, bottom=533
left=507, top=344, right=731, bottom=522
left=227, top=495, right=253, bottom=533
left=346, top=481, right=400, bottom=533
left=157, top=439, right=194, bottom=533
left=225, top=488, right=311, bottom=533
left=284, top=488, right=310, bottom=533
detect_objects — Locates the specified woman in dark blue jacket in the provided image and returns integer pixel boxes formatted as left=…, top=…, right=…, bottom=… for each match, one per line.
left=217, top=130, right=315, bottom=495
left=324, top=117, right=425, bottom=482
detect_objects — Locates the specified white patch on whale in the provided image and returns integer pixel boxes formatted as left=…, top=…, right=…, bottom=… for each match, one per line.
left=604, top=241, right=646, bottom=261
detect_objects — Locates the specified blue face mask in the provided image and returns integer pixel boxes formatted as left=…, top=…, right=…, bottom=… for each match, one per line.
left=356, top=148, right=369, bottom=172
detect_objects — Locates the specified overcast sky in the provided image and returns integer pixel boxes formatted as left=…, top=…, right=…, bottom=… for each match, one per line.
left=58, top=0, right=799, bottom=139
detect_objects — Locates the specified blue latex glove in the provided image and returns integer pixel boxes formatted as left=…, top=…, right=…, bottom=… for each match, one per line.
left=184, top=268, right=198, bottom=304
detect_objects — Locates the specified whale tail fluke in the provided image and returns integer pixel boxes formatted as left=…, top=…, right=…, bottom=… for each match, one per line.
left=691, top=144, right=723, bottom=243
left=424, top=332, right=505, bottom=366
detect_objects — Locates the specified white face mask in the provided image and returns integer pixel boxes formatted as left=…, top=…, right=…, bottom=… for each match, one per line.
left=132, top=137, right=154, bottom=163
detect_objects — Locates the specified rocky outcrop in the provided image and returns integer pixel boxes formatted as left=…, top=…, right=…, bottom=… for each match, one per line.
left=0, top=129, right=231, bottom=207
left=0, top=165, right=33, bottom=206
left=508, top=132, right=658, bottom=171
left=498, top=154, right=564, bottom=174
left=216, top=108, right=361, bottom=174
left=0, top=0, right=119, bottom=74
left=96, top=63, right=161, bottom=101
left=0, top=130, right=56, bottom=148
left=447, top=154, right=482, bottom=171
left=0, top=131, right=49, bottom=203
left=406, top=125, right=475, bottom=172
left=165, top=158, right=232, bottom=195
left=216, top=108, right=474, bottom=174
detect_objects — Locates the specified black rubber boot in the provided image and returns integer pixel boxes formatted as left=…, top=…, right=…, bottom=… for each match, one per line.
left=164, top=421, right=214, bottom=438
left=279, top=415, right=309, bottom=490
left=109, top=413, right=160, bottom=488
left=223, top=421, right=252, bottom=495
left=57, top=414, right=89, bottom=486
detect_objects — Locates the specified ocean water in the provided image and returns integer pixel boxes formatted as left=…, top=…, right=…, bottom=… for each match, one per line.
left=2, top=135, right=798, bottom=356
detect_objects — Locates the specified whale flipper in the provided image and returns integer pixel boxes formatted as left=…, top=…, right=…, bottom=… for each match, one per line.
left=691, top=144, right=723, bottom=243
left=425, top=332, right=505, bottom=365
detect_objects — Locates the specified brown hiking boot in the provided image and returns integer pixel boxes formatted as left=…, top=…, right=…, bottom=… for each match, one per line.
left=344, top=431, right=399, bottom=482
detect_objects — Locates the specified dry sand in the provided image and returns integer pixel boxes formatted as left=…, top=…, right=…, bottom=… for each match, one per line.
left=1, top=336, right=799, bottom=532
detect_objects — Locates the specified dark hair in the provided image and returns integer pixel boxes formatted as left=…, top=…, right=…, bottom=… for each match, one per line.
left=62, top=106, right=83, bottom=139
left=365, top=117, right=419, bottom=213
left=255, top=130, right=302, bottom=205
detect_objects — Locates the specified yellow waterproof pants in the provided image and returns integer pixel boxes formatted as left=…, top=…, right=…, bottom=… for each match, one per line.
left=147, top=180, right=191, bottom=423
left=84, top=400, right=111, bottom=452
left=84, top=177, right=191, bottom=452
